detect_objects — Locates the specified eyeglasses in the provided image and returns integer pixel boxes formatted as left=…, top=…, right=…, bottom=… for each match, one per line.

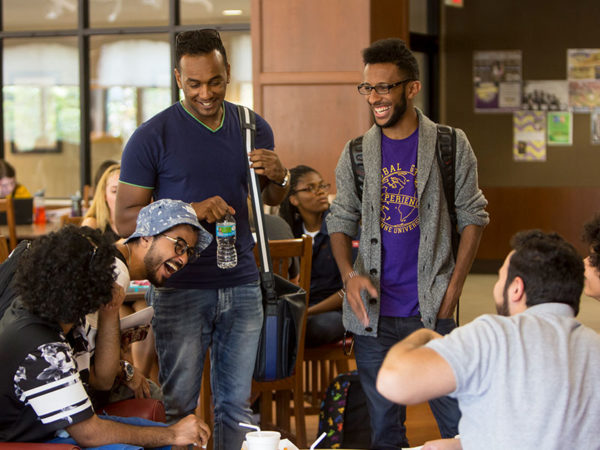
left=357, top=79, right=414, bottom=95
left=292, top=183, right=331, bottom=195
left=161, top=234, right=198, bottom=262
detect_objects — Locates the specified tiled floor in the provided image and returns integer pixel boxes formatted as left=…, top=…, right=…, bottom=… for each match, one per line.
left=303, top=273, right=600, bottom=447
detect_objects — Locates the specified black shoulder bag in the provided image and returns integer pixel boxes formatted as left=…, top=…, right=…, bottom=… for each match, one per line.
left=237, top=104, right=307, bottom=381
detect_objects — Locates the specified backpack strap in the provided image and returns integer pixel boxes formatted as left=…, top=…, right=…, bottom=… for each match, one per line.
left=435, top=124, right=459, bottom=259
left=349, top=136, right=365, bottom=201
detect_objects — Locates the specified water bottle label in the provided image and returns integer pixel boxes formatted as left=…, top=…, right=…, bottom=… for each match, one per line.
left=216, top=223, right=236, bottom=238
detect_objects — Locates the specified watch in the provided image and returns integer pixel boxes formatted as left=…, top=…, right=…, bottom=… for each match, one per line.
left=121, top=360, right=134, bottom=382
left=273, top=168, right=290, bottom=188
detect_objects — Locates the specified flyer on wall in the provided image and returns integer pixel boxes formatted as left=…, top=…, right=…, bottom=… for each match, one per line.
left=522, top=80, right=569, bottom=111
left=567, top=49, right=600, bottom=80
left=592, top=110, right=600, bottom=145
left=513, top=111, right=546, bottom=161
left=547, top=111, right=573, bottom=146
left=473, top=50, right=522, bottom=112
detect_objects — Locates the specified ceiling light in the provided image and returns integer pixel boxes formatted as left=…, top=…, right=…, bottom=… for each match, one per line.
left=222, top=9, right=242, bottom=16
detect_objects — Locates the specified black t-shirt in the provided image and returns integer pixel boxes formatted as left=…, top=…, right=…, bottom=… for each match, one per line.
left=0, top=301, right=94, bottom=442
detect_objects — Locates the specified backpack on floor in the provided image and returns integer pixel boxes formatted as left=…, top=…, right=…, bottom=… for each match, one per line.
left=317, top=370, right=371, bottom=449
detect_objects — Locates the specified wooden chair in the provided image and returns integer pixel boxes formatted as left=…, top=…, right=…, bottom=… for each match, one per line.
left=198, top=236, right=313, bottom=448
left=60, top=214, right=84, bottom=227
left=0, top=197, right=17, bottom=250
left=0, top=234, right=9, bottom=263
left=303, top=336, right=355, bottom=415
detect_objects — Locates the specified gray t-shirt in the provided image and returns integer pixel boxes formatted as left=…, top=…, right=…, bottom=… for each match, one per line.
left=427, top=303, right=600, bottom=450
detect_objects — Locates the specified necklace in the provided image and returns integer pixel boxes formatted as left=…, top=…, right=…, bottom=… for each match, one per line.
left=124, top=242, right=131, bottom=266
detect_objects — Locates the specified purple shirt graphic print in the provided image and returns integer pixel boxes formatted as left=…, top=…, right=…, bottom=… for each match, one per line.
left=379, top=129, right=420, bottom=317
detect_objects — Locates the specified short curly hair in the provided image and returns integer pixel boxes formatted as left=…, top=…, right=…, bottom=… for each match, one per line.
left=15, top=225, right=116, bottom=324
left=362, top=38, right=420, bottom=80
left=175, top=29, right=228, bottom=70
left=583, top=213, right=600, bottom=271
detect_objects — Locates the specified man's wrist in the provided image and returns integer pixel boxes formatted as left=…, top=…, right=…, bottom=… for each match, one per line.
left=343, top=270, right=359, bottom=287
left=271, top=168, right=289, bottom=188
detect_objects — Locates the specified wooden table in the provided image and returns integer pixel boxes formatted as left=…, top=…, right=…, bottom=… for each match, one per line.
left=0, top=222, right=61, bottom=241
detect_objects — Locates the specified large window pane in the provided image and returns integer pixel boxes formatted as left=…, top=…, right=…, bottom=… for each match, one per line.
left=90, top=34, right=171, bottom=178
left=2, top=37, right=80, bottom=198
left=409, top=0, right=429, bottom=34
left=90, top=0, right=168, bottom=28
left=3, top=0, right=77, bottom=31
left=181, top=0, right=250, bottom=25
left=413, top=52, right=429, bottom=116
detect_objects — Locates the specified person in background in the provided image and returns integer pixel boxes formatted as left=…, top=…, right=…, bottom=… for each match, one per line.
left=0, top=225, right=210, bottom=448
left=326, top=38, right=489, bottom=448
left=0, top=159, right=31, bottom=198
left=115, top=29, right=288, bottom=450
left=377, top=230, right=600, bottom=450
left=83, top=163, right=121, bottom=242
left=583, top=213, right=600, bottom=301
left=279, top=165, right=349, bottom=347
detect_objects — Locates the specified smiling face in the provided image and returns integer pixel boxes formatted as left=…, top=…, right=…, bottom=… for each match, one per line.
left=143, top=224, right=198, bottom=286
left=175, top=50, right=230, bottom=128
left=363, top=62, right=414, bottom=129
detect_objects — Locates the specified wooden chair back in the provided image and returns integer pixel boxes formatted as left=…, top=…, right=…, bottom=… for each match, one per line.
left=0, top=234, right=9, bottom=263
left=197, top=236, right=313, bottom=449
left=60, top=214, right=84, bottom=227
left=0, top=197, right=18, bottom=250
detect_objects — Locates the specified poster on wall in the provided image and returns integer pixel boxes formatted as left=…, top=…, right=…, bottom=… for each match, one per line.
left=522, top=81, right=569, bottom=111
left=567, top=49, right=600, bottom=80
left=547, top=112, right=573, bottom=146
left=474, top=50, right=522, bottom=112
left=592, top=110, right=600, bottom=144
left=513, top=111, right=546, bottom=161
left=568, top=80, right=600, bottom=111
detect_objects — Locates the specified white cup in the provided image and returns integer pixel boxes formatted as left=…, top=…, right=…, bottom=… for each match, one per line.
left=245, top=431, right=281, bottom=450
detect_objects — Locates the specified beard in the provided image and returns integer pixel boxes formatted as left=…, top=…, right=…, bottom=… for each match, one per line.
left=143, top=241, right=164, bottom=287
left=375, top=93, right=408, bottom=129
left=496, top=285, right=510, bottom=316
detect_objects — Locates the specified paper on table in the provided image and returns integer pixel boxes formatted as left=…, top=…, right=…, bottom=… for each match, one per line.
left=240, top=439, right=298, bottom=450
left=120, top=305, right=154, bottom=330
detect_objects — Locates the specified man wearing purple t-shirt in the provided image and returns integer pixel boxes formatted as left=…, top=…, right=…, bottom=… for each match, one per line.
left=327, top=38, right=489, bottom=449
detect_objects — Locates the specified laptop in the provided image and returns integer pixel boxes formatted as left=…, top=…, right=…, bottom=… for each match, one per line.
left=0, top=197, right=34, bottom=225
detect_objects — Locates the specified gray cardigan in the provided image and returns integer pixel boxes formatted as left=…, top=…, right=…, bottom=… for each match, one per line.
left=326, top=108, right=489, bottom=335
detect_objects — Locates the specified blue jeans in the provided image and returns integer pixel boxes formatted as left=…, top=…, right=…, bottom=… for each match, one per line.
left=354, top=316, right=460, bottom=449
left=148, top=280, right=263, bottom=450
left=48, top=415, right=169, bottom=449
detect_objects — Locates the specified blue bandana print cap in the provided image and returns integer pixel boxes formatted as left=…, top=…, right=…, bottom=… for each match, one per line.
left=124, top=199, right=212, bottom=252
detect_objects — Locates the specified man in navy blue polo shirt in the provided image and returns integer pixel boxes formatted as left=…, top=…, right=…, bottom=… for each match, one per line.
left=115, top=29, right=289, bottom=450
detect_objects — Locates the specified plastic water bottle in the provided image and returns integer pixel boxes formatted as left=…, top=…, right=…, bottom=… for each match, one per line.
left=216, top=212, right=237, bottom=269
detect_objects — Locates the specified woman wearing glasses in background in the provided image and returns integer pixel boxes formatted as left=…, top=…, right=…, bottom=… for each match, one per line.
left=280, top=165, right=357, bottom=347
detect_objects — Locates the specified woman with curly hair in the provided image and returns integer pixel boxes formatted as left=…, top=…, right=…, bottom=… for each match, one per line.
left=279, top=165, right=351, bottom=347
left=82, top=163, right=121, bottom=243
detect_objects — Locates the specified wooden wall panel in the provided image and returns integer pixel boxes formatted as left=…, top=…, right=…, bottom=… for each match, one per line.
left=263, top=84, right=371, bottom=183
left=259, top=0, right=370, bottom=73
left=253, top=0, right=410, bottom=192
left=477, top=187, right=600, bottom=261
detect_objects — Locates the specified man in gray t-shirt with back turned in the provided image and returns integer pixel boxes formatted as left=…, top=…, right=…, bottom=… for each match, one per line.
left=377, top=230, right=600, bottom=450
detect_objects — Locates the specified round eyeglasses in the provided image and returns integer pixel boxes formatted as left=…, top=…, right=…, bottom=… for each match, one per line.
left=161, top=234, right=198, bottom=262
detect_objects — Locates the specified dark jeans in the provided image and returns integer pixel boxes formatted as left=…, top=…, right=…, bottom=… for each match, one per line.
left=354, top=316, right=460, bottom=450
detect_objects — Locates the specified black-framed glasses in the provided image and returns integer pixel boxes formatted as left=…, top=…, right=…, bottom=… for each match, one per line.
left=292, top=183, right=331, bottom=195
left=162, top=234, right=197, bottom=262
left=357, top=79, right=414, bottom=95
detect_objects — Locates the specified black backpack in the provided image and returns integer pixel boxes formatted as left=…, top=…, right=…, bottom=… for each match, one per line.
left=317, top=370, right=371, bottom=448
left=0, top=240, right=31, bottom=320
